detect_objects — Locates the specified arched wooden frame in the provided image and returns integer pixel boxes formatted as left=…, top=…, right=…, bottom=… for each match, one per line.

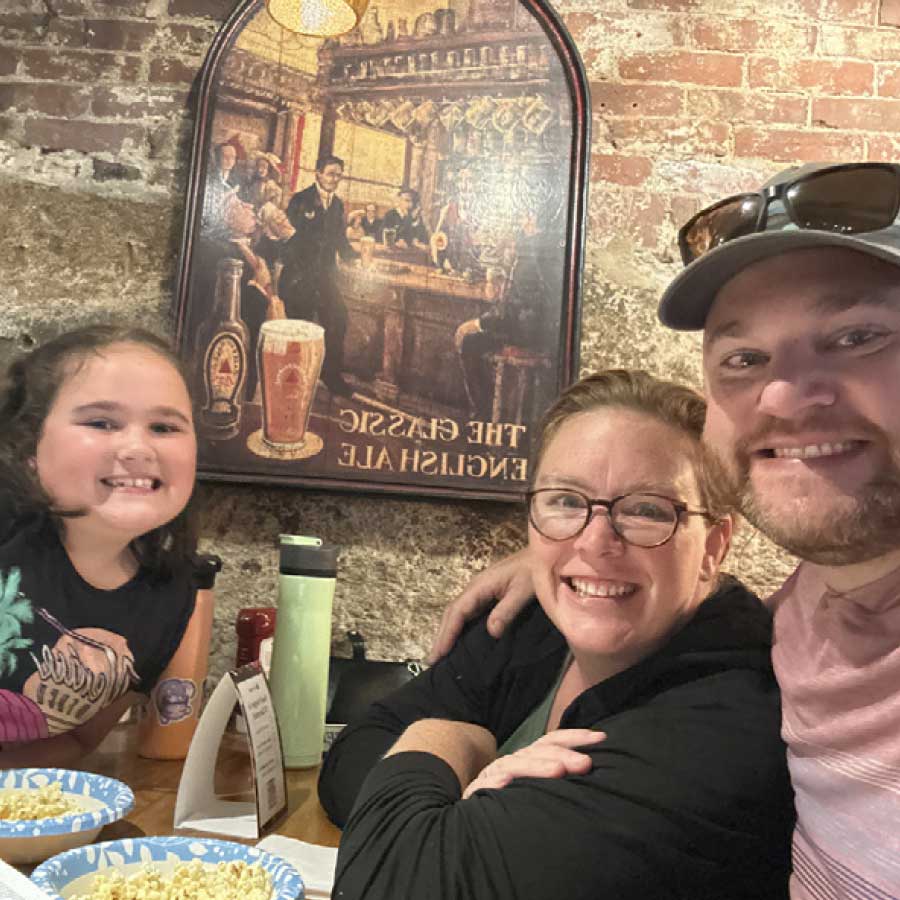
left=174, top=0, right=589, bottom=502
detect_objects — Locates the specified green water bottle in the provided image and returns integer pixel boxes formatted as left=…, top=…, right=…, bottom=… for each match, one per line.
left=268, top=534, right=338, bottom=768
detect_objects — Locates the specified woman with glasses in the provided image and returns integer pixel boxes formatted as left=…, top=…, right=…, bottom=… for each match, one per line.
left=318, top=370, right=794, bottom=900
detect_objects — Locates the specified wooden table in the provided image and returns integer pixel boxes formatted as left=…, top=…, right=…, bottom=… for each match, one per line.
left=76, top=724, right=341, bottom=848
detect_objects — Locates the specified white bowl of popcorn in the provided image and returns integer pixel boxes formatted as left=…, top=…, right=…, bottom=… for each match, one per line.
left=31, top=836, right=304, bottom=900
left=0, top=768, right=134, bottom=865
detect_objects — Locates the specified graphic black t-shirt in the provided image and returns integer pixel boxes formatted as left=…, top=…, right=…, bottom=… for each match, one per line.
left=0, top=497, right=195, bottom=743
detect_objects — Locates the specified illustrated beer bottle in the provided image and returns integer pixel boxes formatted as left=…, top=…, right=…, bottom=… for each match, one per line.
left=197, top=257, right=250, bottom=440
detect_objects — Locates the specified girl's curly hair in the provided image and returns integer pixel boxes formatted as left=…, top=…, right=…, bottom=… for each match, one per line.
left=0, top=324, right=198, bottom=580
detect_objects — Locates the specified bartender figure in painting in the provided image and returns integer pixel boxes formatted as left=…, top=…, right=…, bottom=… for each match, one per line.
left=281, top=154, right=359, bottom=398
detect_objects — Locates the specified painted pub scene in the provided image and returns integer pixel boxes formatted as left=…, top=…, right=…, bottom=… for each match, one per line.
left=176, top=0, right=585, bottom=499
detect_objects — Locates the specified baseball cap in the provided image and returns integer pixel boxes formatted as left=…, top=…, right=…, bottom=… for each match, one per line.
left=658, top=163, right=900, bottom=330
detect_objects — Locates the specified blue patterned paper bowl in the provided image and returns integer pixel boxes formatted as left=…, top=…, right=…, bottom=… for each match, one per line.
left=31, top=836, right=304, bottom=900
left=0, top=769, right=134, bottom=864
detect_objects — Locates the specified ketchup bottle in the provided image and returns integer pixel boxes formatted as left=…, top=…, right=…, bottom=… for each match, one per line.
left=235, top=607, right=277, bottom=673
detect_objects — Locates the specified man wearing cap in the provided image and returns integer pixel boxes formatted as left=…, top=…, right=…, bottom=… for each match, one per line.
left=426, top=162, right=900, bottom=899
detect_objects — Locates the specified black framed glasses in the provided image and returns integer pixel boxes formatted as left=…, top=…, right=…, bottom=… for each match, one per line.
left=678, top=162, right=900, bottom=265
left=527, top=489, right=712, bottom=547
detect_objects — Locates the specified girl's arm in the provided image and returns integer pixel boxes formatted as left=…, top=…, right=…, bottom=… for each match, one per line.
left=0, top=692, right=141, bottom=768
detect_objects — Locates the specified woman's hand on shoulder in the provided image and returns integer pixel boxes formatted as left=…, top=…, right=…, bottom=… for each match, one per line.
left=427, top=548, right=537, bottom=665
left=461, top=728, right=606, bottom=799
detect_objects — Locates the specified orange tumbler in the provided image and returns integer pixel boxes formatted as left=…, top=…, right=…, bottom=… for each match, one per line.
left=138, top=554, right=221, bottom=760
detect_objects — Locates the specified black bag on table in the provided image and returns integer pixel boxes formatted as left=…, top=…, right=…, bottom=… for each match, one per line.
left=325, top=631, right=422, bottom=748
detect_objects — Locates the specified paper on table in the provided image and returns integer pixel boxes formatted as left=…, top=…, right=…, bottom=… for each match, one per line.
left=176, top=799, right=259, bottom=839
left=256, top=834, right=337, bottom=897
left=0, top=857, right=53, bottom=899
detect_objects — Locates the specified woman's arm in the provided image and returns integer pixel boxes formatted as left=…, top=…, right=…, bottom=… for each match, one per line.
left=385, top=719, right=497, bottom=789
left=461, top=727, right=605, bottom=798
left=385, top=721, right=606, bottom=800
left=0, top=691, right=140, bottom=768
left=333, top=669, right=794, bottom=900
left=318, top=611, right=517, bottom=826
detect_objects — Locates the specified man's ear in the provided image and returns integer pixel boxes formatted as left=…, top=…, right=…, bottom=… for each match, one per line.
left=700, top=513, right=733, bottom=583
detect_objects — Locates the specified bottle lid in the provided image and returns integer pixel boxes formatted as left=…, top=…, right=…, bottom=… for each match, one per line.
left=192, top=553, right=223, bottom=589
left=279, top=534, right=322, bottom=547
left=236, top=608, right=277, bottom=634
left=279, top=534, right=338, bottom=577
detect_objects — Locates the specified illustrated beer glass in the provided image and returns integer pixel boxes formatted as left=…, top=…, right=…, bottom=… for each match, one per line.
left=360, top=235, right=375, bottom=266
left=258, top=319, right=325, bottom=449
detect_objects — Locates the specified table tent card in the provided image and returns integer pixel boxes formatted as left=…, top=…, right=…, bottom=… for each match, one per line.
left=175, top=664, right=287, bottom=838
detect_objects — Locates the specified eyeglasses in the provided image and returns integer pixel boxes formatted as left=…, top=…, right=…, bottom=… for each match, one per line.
left=527, top=489, right=713, bottom=547
left=678, top=162, right=900, bottom=265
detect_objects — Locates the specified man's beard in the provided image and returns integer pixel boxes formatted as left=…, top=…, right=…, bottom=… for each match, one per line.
left=726, top=420, right=900, bottom=566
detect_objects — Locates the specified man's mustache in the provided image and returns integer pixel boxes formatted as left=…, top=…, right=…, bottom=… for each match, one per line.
left=729, top=412, right=885, bottom=461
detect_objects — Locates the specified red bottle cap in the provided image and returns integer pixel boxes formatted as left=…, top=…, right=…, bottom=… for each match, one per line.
left=235, top=608, right=277, bottom=667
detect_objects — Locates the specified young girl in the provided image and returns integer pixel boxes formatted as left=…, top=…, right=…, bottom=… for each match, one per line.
left=0, top=324, right=200, bottom=766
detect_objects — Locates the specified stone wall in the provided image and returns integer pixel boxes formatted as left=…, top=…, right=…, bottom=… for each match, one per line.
left=2, top=0, right=899, bottom=677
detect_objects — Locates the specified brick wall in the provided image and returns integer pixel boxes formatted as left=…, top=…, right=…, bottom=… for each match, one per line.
left=1, top=0, right=898, bottom=666
left=566, top=0, right=900, bottom=266
left=0, top=0, right=225, bottom=190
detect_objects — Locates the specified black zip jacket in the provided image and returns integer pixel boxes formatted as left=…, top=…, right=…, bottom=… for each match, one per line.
left=319, top=577, right=794, bottom=900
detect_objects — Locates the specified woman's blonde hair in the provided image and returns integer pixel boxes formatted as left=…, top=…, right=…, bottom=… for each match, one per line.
left=532, top=369, right=734, bottom=518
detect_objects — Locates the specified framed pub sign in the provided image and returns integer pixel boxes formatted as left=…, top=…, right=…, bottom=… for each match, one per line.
left=174, top=0, right=589, bottom=501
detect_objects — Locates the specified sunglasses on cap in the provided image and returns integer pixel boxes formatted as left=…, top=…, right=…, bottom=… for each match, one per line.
left=678, top=162, right=900, bottom=266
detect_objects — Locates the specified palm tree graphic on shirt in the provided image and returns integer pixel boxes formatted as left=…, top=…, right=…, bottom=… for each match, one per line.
left=0, top=567, right=34, bottom=677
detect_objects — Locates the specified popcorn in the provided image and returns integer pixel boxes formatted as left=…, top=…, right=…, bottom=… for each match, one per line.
left=71, top=859, right=272, bottom=900
left=0, top=783, right=84, bottom=820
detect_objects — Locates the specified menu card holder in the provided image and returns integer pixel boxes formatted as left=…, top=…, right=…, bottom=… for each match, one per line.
left=174, top=664, right=287, bottom=839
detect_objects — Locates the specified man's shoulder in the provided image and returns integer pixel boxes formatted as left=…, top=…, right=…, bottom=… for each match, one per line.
left=766, top=564, right=806, bottom=614
left=287, top=184, right=317, bottom=206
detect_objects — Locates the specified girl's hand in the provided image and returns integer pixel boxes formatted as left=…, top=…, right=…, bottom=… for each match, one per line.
left=462, top=728, right=606, bottom=799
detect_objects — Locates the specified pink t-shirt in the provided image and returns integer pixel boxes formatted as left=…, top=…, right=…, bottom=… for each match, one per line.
left=770, top=563, right=900, bottom=899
